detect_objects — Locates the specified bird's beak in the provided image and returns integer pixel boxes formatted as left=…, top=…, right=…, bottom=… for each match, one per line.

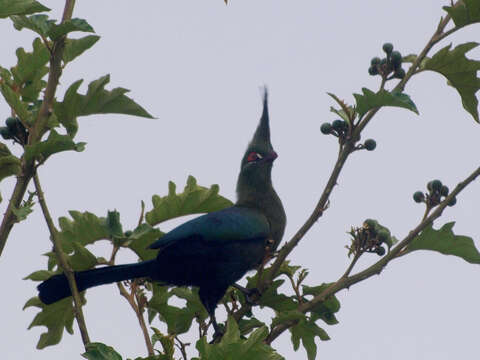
left=265, top=151, right=278, bottom=162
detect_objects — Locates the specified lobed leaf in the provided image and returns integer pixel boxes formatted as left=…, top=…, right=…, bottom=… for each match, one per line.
left=408, top=222, right=480, bottom=264
left=63, top=35, right=100, bottom=64
left=23, top=296, right=75, bottom=349
left=423, top=42, right=480, bottom=122
left=54, top=75, right=154, bottom=137
left=10, top=13, right=54, bottom=36
left=127, top=223, right=163, bottom=261
left=0, top=0, right=49, bottom=18
left=146, top=175, right=233, bottom=226
left=443, top=0, right=480, bottom=28
left=0, top=154, right=21, bottom=182
left=82, top=342, right=123, bottom=360
left=0, top=82, right=32, bottom=125
left=196, top=316, right=284, bottom=360
left=24, top=129, right=85, bottom=164
left=289, top=318, right=330, bottom=360
left=47, top=18, right=94, bottom=40
left=354, top=88, right=419, bottom=119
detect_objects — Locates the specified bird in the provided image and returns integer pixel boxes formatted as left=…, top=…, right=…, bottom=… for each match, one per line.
left=37, top=89, right=286, bottom=336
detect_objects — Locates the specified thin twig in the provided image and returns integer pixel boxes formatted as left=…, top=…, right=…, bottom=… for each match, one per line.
left=33, top=173, right=91, bottom=346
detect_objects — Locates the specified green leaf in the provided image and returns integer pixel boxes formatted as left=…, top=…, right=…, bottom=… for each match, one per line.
left=63, top=35, right=100, bottom=64
left=147, top=284, right=171, bottom=323
left=155, top=303, right=196, bottom=335
left=54, top=75, right=154, bottom=137
left=24, top=269, right=57, bottom=281
left=0, top=0, right=49, bottom=17
left=47, top=18, right=94, bottom=40
left=443, top=0, right=480, bottom=28
left=11, top=38, right=49, bottom=102
left=196, top=316, right=284, bottom=360
left=408, top=222, right=480, bottom=264
left=151, top=328, right=175, bottom=359
left=106, top=210, right=123, bottom=238
left=127, top=223, right=163, bottom=261
left=56, top=211, right=112, bottom=256
left=82, top=342, right=123, bottom=360
left=0, top=154, right=21, bottom=182
left=271, top=310, right=305, bottom=328
left=327, top=92, right=356, bottom=124
left=302, top=284, right=340, bottom=325
left=245, top=278, right=297, bottom=312
left=146, top=175, right=233, bottom=226
left=238, top=318, right=265, bottom=336
left=69, top=242, right=97, bottom=271
left=354, top=88, right=419, bottom=119
left=24, top=296, right=75, bottom=349
left=170, top=287, right=208, bottom=321
left=423, top=42, right=480, bottom=123
left=290, top=318, right=330, bottom=360
left=24, top=129, right=85, bottom=164
left=10, top=14, right=54, bottom=36
left=0, top=82, right=32, bottom=124
left=12, top=203, right=34, bottom=221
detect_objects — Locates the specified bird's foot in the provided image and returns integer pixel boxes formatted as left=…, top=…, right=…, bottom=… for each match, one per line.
left=232, top=283, right=260, bottom=305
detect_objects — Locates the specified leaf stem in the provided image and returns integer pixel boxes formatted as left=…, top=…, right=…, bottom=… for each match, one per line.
left=33, top=173, right=91, bottom=347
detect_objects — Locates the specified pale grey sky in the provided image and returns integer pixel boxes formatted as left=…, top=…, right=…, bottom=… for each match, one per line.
left=1, top=1, right=479, bottom=359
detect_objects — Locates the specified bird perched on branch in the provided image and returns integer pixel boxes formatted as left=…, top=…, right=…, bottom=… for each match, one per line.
left=38, top=89, right=286, bottom=336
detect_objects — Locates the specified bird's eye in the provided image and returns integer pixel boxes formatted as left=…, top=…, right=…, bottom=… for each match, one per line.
left=247, top=152, right=262, bottom=162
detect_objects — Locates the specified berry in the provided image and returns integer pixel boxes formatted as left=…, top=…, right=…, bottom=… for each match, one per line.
left=431, top=179, right=442, bottom=192
left=124, top=230, right=133, bottom=237
left=393, top=68, right=405, bottom=79
left=320, top=122, right=333, bottom=134
left=5, top=117, right=17, bottom=131
left=332, top=119, right=345, bottom=132
left=440, top=185, right=449, bottom=197
left=0, top=127, right=13, bottom=140
left=368, top=66, right=378, bottom=76
left=371, top=57, right=381, bottom=66
left=447, top=196, right=457, bottom=207
left=376, top=247, right=386, bottom=256
left=413, top=191, right=425, bottom=203
left=390, top=51, right=402, bottom=67
left=382, top=43, right=393, bottom=54
left=364, top=139, right=376, bottom=151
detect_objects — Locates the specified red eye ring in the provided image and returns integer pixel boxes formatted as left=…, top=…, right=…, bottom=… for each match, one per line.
left=247, top=152, right=260, bottom=162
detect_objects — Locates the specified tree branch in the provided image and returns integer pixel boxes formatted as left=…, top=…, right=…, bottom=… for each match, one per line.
left=33, top=173, right=91, bottom=347
left=266, top=163, right=480, bottom=344
left=0, top=0, right=77, bottom=257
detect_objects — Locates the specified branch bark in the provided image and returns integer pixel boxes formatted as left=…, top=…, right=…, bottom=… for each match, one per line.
left=0, top=0, right=77, bottom=257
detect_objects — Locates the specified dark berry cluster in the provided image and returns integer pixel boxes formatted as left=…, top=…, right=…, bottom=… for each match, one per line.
left=347, top=219, right=392, bottom=257
left=413, top=179, right=456, bottom=207
left=320, top=119, right=348, bottom=137
left=0, top=117, right=28, bottom=145
left=368, top=43, right=405, bottom=80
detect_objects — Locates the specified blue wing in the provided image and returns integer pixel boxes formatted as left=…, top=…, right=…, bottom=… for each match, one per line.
left=148, top=206, right=270, bottom=249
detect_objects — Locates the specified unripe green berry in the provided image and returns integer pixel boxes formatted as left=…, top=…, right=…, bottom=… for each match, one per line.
left=376, top=247, right=386, bottom=256
left=431, top=179, right=442, bottom=192
left=368, top=66, right=378, bottom=76
left=124, top=230, right=133, bottom=237
left=440, top=185, right=449, bottom=197
left=320, top=122, right=333, bottom=134
left=371, top=57, right=381, bottom=66
left=0, top=127, right=13, bottom=140
left=447, top=196, right=457, bottom=207
left=5, top=117, right=17, bottom=131
left=413, top=191, right=425, bottom=203
left=391, top=51, right=402, bottom=67
left=382, top=43, right=393, bottom=54
left=332, top=119, right=345, bottom=132
left=364, top=139, right=376, bottom=151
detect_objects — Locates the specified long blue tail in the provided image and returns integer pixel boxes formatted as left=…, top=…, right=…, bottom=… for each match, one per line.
left=38, top=260, right=155, bottom=305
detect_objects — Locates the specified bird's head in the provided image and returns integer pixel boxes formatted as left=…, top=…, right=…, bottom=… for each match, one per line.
left=237, top=89, right=278, bottom=196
